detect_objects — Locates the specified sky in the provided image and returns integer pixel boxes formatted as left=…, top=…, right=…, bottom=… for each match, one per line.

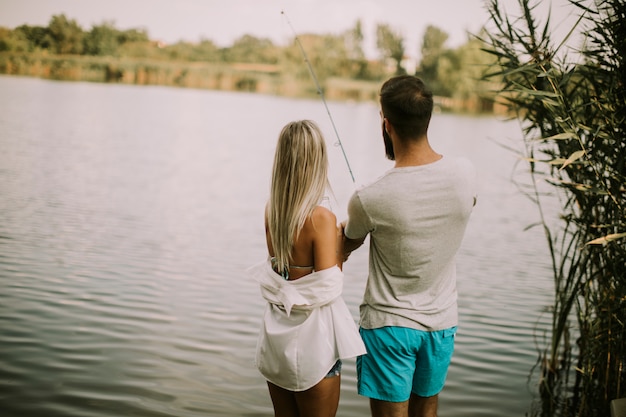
left=0, top=0, right=581, bottom=59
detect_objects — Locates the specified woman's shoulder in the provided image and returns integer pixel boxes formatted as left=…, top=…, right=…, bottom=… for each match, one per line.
left=310, top=205, right=337, bottom=224
left=301, top=205, right=336, bottom=236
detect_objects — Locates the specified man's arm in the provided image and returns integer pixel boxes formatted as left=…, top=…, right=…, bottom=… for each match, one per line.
left=340, top=221, right=366, bottom=262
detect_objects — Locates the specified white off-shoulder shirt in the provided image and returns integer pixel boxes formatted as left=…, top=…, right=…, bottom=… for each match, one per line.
left=250, top=260, right=366, bottom=391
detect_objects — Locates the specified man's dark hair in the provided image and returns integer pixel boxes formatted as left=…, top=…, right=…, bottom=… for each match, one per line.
left=380, top=75, right=433, bottom=140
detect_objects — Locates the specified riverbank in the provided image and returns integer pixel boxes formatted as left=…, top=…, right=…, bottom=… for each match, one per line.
left=0, top=52, right=499, bottom=113
left=0, top=52, right=379, bottom=99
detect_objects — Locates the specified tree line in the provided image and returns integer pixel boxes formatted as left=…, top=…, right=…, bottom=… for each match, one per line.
left=0, top=14, right=498, bottom=109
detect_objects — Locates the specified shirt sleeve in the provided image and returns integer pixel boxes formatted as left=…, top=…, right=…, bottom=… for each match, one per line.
left=459, top=157, right=478, bottom=208
left=344, top=192, right=373, bottom=240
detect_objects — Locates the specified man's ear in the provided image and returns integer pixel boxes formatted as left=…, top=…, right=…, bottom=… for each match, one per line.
left=383, top=118, right=394, bottom=135
left=383, top=118, right=390, bottom=133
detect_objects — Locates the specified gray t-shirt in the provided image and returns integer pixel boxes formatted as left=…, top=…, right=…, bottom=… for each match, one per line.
left=345, top=156, right=476, bottom=331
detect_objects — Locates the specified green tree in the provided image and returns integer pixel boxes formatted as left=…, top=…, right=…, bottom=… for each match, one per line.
left=14, top=24, right=52, bottom=51
left=344, top=20, right=369, bottom=79
left=117, top=28, right=149, bottom=44
left=83, top=21, right=119, bottom=56
left=164, top=41, right=198, bottom=61
left=437, top=34, right=499, bottom=109
left=431, top=51, right=459, bottom=96
left=376, top=23, right=405, bottom=75
left=282, top=33, right=351, bottom=84
left=417, top=25, right=449, bottom=93
left=114, top=27, right=154, bottom=59
left=162, top=39, right=220, bottom=62
left=0, top=27, right=30, bottom=52
left=117, top=40, right=162, bottom=60
left=222, top=34, right=278, bottom=64
left=192, top=39, right=220, bottom=61
left=320, top=33, right=352, bottom=78
left=47, top=14, right=84, bottom=54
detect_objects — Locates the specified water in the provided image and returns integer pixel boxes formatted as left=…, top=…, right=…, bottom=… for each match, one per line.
left=0, top=75, right=554, bottom=416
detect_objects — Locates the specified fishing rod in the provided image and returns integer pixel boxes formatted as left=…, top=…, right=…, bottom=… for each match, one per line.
left=281, top=10, right=356, bottom=184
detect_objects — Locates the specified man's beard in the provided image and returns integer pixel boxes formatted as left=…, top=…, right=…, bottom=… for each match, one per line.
left=383, top=122, right=395, bottom=161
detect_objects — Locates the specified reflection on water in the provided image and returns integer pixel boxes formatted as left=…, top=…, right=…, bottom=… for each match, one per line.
left=0, top=75, right=552, bottom=417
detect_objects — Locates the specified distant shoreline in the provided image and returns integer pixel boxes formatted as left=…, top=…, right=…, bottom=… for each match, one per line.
left=0, top=52, right=501, bottom=114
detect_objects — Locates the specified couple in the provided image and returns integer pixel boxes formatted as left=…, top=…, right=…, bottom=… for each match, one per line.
left=250, top=75, right=477, bottom=417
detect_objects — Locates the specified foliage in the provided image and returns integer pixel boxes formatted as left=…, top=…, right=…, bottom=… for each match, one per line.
left=160, top=39, right=220, bottom=62
left=0, top=27, right=30, bottom=52
left=446, top=34, right=499, bottom=103
left=221, top=35, right=279, bottom=64
left=417, top=25, right=450, bottom=93
left=376, top=23, right=406, bottom=75
left=415, top=25, right=499, bottom=108
left=115, top=41, right=163, bottom=60
left=14, top=24, right=53, bottom=51
left=0, top=12, right=498, bottom=110
left=83, top=21, right=119, bottom=56
left=47, top=14, right=84, bottom=54
left=344, top=20, right=370, bottom=80
left=481, top=0, right=626, bottom=416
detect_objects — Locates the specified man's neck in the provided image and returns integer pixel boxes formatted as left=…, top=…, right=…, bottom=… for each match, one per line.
left=393, top=136, right=442, bottom=167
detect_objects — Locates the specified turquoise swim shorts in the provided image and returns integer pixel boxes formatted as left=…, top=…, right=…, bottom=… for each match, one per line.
left=357, top=326, right=457, bottom=402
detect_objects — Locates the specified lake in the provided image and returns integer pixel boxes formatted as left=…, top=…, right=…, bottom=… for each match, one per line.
left=0, top=74, right=554, bottom=416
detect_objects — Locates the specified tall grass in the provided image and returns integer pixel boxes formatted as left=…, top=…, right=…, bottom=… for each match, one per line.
left=481, top=0, right=625, bottom=415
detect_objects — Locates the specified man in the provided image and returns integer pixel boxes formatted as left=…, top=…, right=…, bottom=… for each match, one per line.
left=342, top=75, right=476, bottom=417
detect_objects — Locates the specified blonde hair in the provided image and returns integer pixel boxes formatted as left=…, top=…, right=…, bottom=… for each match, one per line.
left=267, top=120, right=330, bottom=275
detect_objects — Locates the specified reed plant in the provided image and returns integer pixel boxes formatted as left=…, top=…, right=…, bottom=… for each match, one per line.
left=481, top=0, right=625, bottom=416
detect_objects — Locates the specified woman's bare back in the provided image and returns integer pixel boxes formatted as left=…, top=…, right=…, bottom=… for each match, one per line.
left=266, top=206, right=339, bottom=280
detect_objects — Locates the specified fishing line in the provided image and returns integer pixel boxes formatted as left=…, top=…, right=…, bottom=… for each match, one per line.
left=281, top=10, right=356, bottom=184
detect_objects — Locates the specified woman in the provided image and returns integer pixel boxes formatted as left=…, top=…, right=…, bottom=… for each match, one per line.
left=250, top=120, right=366, bottom=417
